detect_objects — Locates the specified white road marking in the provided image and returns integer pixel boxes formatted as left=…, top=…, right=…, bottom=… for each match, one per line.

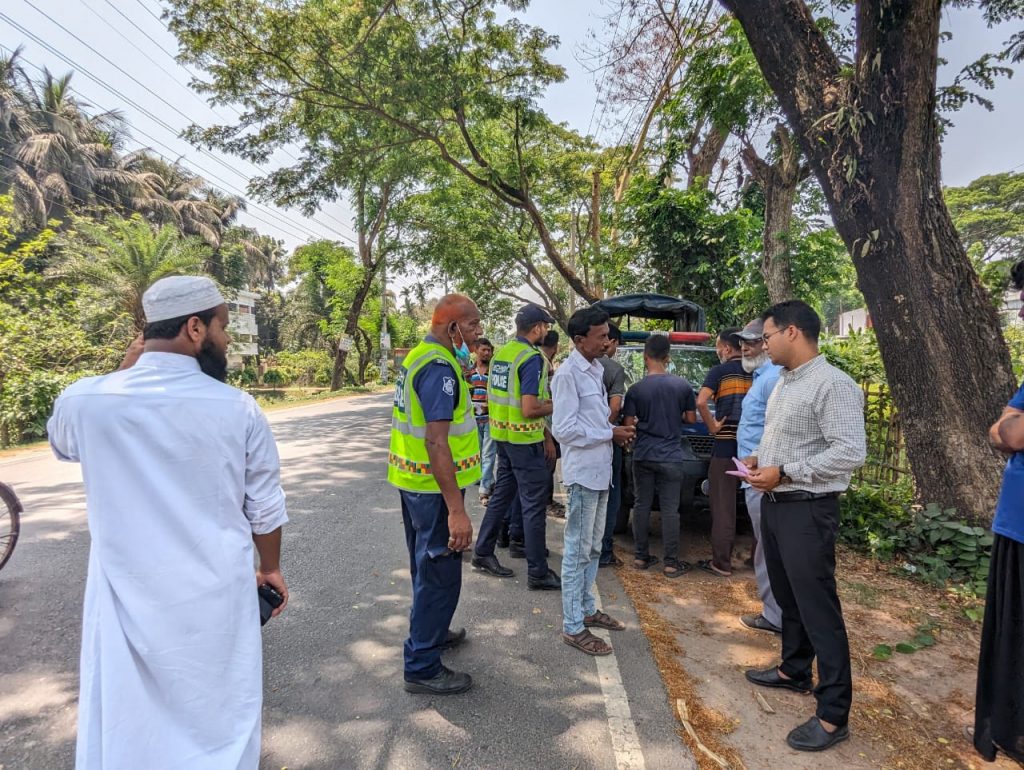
left=592, top=584, right=647, bottom=770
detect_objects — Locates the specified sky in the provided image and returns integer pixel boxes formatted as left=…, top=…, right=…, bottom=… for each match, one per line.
left=2, top=0, right=1022, bottom=257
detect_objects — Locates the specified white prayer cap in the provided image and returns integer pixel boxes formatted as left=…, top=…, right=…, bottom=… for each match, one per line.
left=143, top=276, right=226, bottom=323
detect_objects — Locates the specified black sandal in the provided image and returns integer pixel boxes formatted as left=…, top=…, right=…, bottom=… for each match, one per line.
left=633, top=555, right=659, bottom=570
left=663, top=559, right=691, bottom=578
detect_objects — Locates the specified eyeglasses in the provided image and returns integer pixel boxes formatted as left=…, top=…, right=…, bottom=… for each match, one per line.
left=761, top=326, right=791, bottom=343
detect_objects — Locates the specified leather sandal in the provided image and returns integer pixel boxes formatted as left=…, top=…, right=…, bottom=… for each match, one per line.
left=583, top=610, right=625, bottom=631
left=562, top=629, right=613, bottom=656
left=662, top=559, right=691, bottom=578
left=633, top=555, right=659, bottom=570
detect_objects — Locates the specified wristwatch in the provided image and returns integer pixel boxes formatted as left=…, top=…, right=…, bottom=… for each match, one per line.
left=778, top=464, right=792, bottom=485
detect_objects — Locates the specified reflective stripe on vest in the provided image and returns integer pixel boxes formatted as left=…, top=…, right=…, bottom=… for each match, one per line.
left=487, top=339, right=548, bottom=444
left=387, top=341, right=482, bottom=493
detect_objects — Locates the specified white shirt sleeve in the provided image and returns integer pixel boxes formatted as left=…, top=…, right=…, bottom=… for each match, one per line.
left=46, top=393, right=79, bottom=463
left=243, top=400, right=288, bottom=535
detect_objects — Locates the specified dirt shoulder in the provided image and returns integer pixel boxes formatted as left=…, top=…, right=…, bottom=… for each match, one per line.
left=611, top=512, right=1015, bottom=770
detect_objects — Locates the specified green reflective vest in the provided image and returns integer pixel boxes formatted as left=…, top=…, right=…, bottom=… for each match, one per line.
left=387, top=340, right=481, bottom=493
left=488, top=338, right=548, bottom=444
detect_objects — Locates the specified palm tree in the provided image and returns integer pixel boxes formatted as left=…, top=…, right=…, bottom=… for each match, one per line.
left=138, top=156, right=242, bottom=247
left=56, top=214, right=212, bottom=330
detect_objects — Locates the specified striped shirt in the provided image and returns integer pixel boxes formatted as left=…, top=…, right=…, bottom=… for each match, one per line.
left=756, top=355, right=867, bottom=494
left=469, top=367, right=489, bottom=423
left=702, top=358, right=753, bottom=454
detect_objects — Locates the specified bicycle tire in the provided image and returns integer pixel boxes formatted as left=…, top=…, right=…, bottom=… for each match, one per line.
left=0, top=481, right=22, bottom=572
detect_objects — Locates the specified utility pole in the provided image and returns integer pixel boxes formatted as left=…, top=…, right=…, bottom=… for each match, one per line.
left=379, top=257, right=390, bottom=385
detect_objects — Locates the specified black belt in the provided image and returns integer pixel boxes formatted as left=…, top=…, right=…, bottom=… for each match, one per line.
left=766, top=490, right=840, bottom=503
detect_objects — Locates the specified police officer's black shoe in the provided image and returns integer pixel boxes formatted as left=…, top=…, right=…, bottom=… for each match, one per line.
left=403, top=665, right=473, bottom=695
left=509, top=541, right=550, bottom=559
left=471, top=554, right=514, bottom=578
left=528, top=569, right=562, bottom=591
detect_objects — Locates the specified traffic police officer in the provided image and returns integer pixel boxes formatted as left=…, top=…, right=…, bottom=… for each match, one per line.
left=472, top=304, right=561, bottom=590
left=388, top=294, right=483, bottom=695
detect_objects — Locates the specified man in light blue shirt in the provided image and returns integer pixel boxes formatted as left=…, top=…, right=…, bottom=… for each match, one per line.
left=734, top=318, right=784, bottom=634
left=552, top=306, right=635, bottom=656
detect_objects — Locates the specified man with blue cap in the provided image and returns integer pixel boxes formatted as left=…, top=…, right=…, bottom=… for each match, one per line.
left=472, top=303, right=561, bottom=590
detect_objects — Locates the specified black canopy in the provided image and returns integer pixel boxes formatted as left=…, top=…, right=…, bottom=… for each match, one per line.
left=591, top=293, right=706, bottom=332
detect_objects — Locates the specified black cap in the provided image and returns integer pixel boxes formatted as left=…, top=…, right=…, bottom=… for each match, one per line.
left=515, top=304, right=556, bottom=327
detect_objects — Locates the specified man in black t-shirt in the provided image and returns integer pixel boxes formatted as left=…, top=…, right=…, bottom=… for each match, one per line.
left=696, top=328, right=753, bottom=576
left=622, top=334, right=697, bottom=577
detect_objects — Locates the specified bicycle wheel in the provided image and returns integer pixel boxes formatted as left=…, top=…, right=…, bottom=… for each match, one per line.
left=0, top=482, right=22, bottom=571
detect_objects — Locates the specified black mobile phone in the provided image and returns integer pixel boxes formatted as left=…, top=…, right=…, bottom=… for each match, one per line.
left=258, top=584, right=284, bottom=626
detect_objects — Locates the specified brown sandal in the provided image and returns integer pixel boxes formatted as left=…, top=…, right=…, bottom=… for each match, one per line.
left=584, top=610, right=626, bottom=631
left=562, top=629, right=613, bottom=656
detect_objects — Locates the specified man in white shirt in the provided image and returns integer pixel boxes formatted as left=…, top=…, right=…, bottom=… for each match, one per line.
left=551, top=306, right=635, bottom=656
left=47, top=276, right=289, bottom=770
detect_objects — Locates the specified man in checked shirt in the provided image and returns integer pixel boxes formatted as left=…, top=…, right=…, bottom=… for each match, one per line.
left=743, top=300, right=866, bottom=752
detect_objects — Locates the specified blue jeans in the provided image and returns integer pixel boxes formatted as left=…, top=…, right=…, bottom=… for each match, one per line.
left=477, top=421, right=497, bottom=494
left=561, top=483, right=609, bottom=635
left=400, top=490, right=463, bottom=679
left=600, top=443, right=623, bottom=562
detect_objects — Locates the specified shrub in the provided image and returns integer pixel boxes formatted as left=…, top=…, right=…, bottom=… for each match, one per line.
left=0, top=370, right=87, bottom=444
left=840, top=484, right=992, bottom=596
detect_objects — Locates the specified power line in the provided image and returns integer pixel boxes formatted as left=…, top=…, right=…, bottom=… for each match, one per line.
left=12, top=0, right=357, bottom=241
left=1, top=46, right=326, bottom=244
left=0, top=21, right=358, bottom=245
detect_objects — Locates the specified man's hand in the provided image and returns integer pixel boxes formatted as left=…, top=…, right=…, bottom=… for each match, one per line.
left=544, top=436, right=556, bottom=462
left=118, top=333, right=145, bottom=371
left=447, top=507, right=474, bottom=552
left=708, top=417, right=725, bottom=436
left=748, top=465, right=781, bottom=492
left=612, top=425, right=635, bottom=446
left=741, top=456, right=758, bottom=470
left=256, top=569, right=288, bottom=618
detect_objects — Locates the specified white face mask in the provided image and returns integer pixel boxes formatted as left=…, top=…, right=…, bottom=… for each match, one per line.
left=450, top=324, right=471, bottom=366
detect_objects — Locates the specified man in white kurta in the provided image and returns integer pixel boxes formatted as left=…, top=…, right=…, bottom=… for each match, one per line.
left=47, top=276, right=288, bottom=770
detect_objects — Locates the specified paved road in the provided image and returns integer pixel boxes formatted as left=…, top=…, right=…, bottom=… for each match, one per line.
left=0, top=393, right=693, bottom=769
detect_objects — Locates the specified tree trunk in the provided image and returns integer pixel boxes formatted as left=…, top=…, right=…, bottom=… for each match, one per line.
left=330, top=267, right=377, bottom=391
left=723, top=0, right=1016, bottom=522
left=686, top=126, right=727, bottom=190
left=742, top=125, right=807, bottom=303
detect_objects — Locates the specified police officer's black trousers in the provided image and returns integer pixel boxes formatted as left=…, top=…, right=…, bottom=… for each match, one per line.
left=474, top=440, right=550, bottom=578
left=401, top=490, right=463, bottom=680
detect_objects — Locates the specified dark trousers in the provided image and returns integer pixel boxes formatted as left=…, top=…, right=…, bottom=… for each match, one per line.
left=631, top=460, right=684, bottom=561
left=401, top=490, right=463, bottom=679
left=761, top=494, right=852, bottom=726
left=600, top=443, right=623, bottom=561
left=474, top=441, right=550, bottom=578
left=544, top=447, right=558, bottom=505
left=709, top=455, right=739, bottom=572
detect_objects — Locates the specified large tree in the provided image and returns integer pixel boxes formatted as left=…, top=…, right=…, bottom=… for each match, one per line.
left=720, top=0, right=1020, bottom=520
left=166, top=0, right=606, bottom=304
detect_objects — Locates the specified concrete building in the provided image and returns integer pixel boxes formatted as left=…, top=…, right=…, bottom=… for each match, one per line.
left=227, top=290, right=259, bottom=370
left=836, top=307, right=872, bottom=337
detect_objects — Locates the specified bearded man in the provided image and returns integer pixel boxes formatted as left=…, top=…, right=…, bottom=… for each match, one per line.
left=48, top=276, right=288, bottom=769
left=733, top=317, right=784, bottom=634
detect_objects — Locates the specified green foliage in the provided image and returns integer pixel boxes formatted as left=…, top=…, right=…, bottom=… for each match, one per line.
left=1004, top=324, right=1024, bottom=379
left=619, top=175, right=761, bottom=328
left=269, top=350, right=333, bottom=387
left=821, top=329, right=886, bottom=383
left=58, top=214, right=211, bottom=330
left=840, top=486, right=993, bottom=597
left=945, top=171, right=1024, bottom=302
